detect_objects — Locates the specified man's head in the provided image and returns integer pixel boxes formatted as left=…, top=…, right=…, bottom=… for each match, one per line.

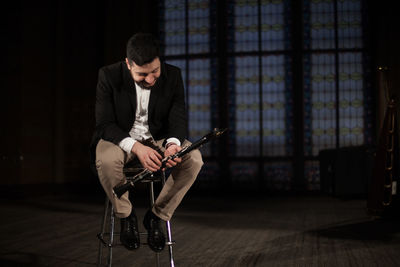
left=125, top=33, right=161, bottom=89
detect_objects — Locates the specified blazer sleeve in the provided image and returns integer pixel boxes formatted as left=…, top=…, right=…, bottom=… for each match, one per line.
left=95, top=67, right=130, bottom=145
left=166, top=68, right=188, bottom=144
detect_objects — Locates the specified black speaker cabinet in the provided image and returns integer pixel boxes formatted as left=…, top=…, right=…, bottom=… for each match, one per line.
left=319, top=149, right=336, bottom=195
left=319, top=146, right=374, bottom=197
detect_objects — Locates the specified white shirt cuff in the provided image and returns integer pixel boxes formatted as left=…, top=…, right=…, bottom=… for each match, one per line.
left=165, top=137, right=181, bottom=147
left=119, top=137, right=136, bottom=154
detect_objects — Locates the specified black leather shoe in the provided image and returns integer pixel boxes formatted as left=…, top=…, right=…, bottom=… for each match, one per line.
left=120, top=210, right=140, bottom=250
left=143, top=210, right=165, bottom=252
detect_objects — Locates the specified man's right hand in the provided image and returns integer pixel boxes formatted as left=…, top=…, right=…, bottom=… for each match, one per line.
left=131, top=142, right=162, bottom=172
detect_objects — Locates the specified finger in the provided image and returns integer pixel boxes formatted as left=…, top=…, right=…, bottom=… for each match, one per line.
left=165, top=163, right=173, bottom=168
left=172, top=157, right=182, bottom=164
left=168, top=147, right=181, bottom=155
left=148, top=166, right=158, bottom=172
left=149, top=153, right=162, bottom=166
left=167, top=159, right=177, bottom=167
left=147, top=164, right=159, bottom=172
left=145, top=157, right=160, bottom=171
left=154, top=151, right=163, bottom=160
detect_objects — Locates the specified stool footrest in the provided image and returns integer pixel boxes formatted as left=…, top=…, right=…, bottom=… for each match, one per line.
left=166, top=241, right=175, bottom=246
left=97, top=233, right=121, bottom=248
left=97, top=234, right=108, bottom=246
left=97, top=232, right=120, bottom=237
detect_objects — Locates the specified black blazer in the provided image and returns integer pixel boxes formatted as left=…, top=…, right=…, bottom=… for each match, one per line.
left=90, top=61, right=187, bottom=164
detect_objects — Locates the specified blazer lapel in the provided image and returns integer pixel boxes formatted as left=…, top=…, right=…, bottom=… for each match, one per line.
left=148, top=81, right=159, bottom=119
left=148, top=62, right=167, bottom=118
left=122, top=65, right=137, bottom=115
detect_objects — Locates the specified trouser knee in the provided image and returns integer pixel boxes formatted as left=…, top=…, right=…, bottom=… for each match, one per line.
left=189, top=149, right=204, bottom=171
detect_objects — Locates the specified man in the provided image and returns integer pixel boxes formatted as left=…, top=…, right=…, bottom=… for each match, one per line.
left=91, top=33, right=203, bottom=252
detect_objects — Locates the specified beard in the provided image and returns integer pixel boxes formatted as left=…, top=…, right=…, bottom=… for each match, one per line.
left=136, top=77, right=158, bottom=89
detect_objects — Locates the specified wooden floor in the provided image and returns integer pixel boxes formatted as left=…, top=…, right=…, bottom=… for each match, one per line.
left=0, top=189, right=399, bottom=267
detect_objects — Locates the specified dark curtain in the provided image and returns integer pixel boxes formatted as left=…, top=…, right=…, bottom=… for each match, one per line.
left=2, top=0, right=158, bottom=186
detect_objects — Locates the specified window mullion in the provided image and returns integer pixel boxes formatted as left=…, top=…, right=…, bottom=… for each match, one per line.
left=292, top=0, right=305, bottom=191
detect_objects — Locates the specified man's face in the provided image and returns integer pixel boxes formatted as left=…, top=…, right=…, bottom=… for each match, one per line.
left=125, top=57, right=161, bottom=89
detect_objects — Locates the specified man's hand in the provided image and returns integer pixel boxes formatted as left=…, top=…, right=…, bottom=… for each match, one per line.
left=164, top=144, right=182, bottom=168
left=132, top=142, right=162, bottom=172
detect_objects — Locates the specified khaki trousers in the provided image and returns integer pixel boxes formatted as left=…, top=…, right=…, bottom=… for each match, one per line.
left=95, top=138, right=203, bottom=221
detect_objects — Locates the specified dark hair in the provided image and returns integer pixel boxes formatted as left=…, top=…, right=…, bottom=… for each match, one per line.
left=126, top=33, right=160, bottom=66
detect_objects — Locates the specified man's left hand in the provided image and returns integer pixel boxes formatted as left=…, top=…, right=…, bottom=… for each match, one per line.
left=164, top=144, right=182, bottom=168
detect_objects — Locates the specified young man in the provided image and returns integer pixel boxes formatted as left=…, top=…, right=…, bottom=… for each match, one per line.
left=91, top=33, right=203, bottom=252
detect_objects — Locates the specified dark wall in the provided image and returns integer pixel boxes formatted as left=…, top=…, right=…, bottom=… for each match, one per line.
left=368, top=1, right=400, bottom=131
left=2, top=0, right=158, bottom=185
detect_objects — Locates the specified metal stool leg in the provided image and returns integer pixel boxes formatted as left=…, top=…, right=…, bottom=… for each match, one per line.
left=161, top=172, right=175, bottom=267
left=97, top=197, right=109, bottom=266
left=165, top=220, right=175, bottom=267
left=108, top=205, right=115, bottom=267
left=149, top=181, right=161, bottom=267
left=97, top=198, right=115, bottom=267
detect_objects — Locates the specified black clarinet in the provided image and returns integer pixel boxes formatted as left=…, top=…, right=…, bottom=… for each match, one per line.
left=113, top=128, right=227, bottom=198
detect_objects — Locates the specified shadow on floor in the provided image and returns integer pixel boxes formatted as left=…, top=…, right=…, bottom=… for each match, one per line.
left=308, top=217, right=400, bottom=241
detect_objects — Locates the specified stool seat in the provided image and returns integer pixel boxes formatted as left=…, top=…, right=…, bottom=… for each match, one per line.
left=124, top=167, right=163, bottom=183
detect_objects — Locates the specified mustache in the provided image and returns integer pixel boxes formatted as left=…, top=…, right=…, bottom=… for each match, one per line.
left=136, top=77, right=158, bottom=89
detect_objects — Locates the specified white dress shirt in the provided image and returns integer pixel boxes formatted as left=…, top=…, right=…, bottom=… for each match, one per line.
left=119, top=82, right=180, bottom=154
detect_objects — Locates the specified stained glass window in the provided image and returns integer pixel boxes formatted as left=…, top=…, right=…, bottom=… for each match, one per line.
left=234, top=56, right=260, bottom=156
left=308, top=0, right=363, bottom=49
left=304, top=0, right=367, bottom=156
left=261, top=0, right=288, bottom=51
left=163, top=0, right=185, bottom=56
left=234, top=0, right=258, bottom=52
left=231, top=161, right=259, bottom=190
left=264, top=161, right=292, bottom=191
left=165, top=59, right=186, bottom=96
left=339, top=52, right=364, bottom=146
left=161, top=0, right=371, bottom=192
left=303, top=0, right=370, bottom=189
left=262, top=55, right=292, bottom=156
left=161, top=0, right=212, bottom=158
left=309, top=0, right=335, bottom=49
left=229, top=0, right=293, bottom=190
left=194, top=161, right=220, bottom=190
left=188, top=0, right=210, bottom=53
left=304, top=53, right=337, bottom=156
left=231, top=0, right=293, bottom=159
left=338, top=0, right=362, bottom=49
left=188, top=58, right=211, bottom=155
left=304, top=160, right=320, bottom=190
